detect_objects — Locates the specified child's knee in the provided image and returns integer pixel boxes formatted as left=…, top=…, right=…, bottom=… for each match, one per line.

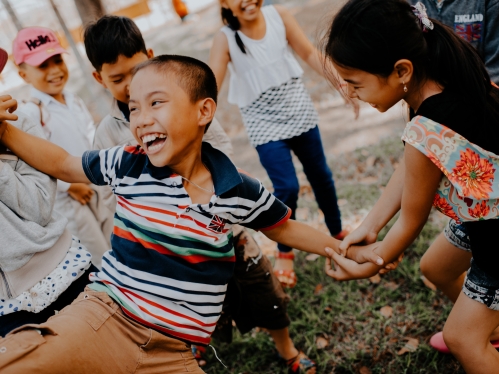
left=442, top=324, right=466, bottom=354
left=419, top=253, right=439, bottom=281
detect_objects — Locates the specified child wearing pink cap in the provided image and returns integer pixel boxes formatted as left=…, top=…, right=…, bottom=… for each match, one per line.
left=13, top=27, right=113, bottom=268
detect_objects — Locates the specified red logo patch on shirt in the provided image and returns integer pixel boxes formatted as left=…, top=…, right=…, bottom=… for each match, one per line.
left=455, top=22, right=482, bottom=43
left=208, top=215, right=226, bottom=233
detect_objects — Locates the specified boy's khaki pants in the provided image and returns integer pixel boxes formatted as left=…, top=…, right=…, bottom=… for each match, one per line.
left=0, top=289, right=203, bottom=374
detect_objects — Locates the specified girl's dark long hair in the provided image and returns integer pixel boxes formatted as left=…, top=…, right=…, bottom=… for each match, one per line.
left=323, top=0, right=499, bottom=122
left=221, top=7, right=246, bottom=54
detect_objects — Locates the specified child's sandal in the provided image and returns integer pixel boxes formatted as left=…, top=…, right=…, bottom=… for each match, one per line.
left=430, top=331, right=499, bottom=354
left=274, top=251, right=297, bottom=289
left=286, top=351, right=316, bottom=374
left=191, top=345, right=207, bottom=367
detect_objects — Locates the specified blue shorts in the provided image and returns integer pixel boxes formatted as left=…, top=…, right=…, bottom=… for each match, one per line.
left=444, top=220, right=499, bottom=311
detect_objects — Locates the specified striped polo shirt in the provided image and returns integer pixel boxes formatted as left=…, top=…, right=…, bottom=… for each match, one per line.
left=82, top=142, right=290, bottom=345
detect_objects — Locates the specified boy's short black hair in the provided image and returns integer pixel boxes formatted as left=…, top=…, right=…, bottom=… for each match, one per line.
left=133, top=55, right=218, bottom=104
left=133, top=55, right=218, bottom=131
left=84, top=15, right=147, bottom=71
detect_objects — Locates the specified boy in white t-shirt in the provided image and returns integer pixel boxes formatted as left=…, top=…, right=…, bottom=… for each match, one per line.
left=13, top=27, right=113, bottom=267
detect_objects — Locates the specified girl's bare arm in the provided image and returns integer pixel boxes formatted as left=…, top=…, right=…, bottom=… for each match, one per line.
left=339, top=157, right=405, bottom=255
left=275, top=5, right=325, bottom=77
left=275, top=5, right=359, bottom=117
left=374, top=145, right=441, bottom=262
left=327, top=146, right=441, bottom=280
left=209, top=31, right=231, bottom=91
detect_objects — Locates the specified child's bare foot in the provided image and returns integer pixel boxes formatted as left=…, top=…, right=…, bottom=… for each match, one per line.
left=273, top=250, right=297, bottom=288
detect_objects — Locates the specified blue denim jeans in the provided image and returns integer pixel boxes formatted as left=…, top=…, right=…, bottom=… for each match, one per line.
left=256, top=126, right=342, bottom=252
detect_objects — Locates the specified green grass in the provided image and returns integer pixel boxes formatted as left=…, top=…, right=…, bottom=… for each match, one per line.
left=203, top=138, right=464, bottom=373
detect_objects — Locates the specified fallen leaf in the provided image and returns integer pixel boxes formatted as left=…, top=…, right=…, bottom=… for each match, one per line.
left=369, top=274, right=381, bottom=284
left=420, top=275, right=437, bottom=291
left=384, top=326, right=393, bottom=335
left=359, top=366, right=372, bottom=374
left=384, top=281, right=399, bottom=291
left=314, top=284, right=324, bottom=295
left=380, top=305, right=393, bottom=318
left=397, top=338, right=419, bottom=355
left=316, top=336, right=328, bottom=349
left=305, top=253, right=321, bottom=261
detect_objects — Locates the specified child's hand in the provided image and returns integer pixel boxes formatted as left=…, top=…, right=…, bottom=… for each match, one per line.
left=0, top=95, right=18, bottom=122
left=68, top=183, right=94, bottom=205
left=379, top=253, right=404, bottom=274
left=346, top=242, right=384, bottom=265
left=343, top=243, right=404, bottom=274
left=324, top=248, right=377, bottom=280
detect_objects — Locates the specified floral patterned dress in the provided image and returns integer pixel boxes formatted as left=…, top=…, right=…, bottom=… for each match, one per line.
left=402, top=115, right=499, bottom=223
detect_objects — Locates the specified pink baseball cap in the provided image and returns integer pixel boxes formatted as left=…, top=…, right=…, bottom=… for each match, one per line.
left=13, top=27, right=67, bottom=66
left=0, top=48, right=8, bottom=73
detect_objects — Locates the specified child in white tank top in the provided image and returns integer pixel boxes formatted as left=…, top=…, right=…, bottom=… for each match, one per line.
left=209, top=1, right=354, bottom=289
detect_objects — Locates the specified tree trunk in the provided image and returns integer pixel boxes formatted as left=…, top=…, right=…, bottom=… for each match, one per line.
left=74, top=0, right=106, bottom=26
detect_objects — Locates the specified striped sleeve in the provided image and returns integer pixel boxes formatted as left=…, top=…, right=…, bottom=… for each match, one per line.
left=236, top=173, right=291, bottom=231
left=82, top=146, right=124, bottom=187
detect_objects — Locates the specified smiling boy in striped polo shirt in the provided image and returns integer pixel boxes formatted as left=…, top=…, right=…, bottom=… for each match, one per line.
left=0, top=55, right=371, bottom=373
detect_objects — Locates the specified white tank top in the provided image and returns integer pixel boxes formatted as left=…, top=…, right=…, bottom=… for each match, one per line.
left=221, top=6, right=304, bottom=108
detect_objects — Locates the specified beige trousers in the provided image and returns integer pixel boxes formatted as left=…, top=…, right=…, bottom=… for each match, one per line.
left=0, top=289, right=204, bottom=374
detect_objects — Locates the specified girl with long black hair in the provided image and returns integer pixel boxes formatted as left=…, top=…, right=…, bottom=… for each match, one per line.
left=322, top=1, right=499, bottom=371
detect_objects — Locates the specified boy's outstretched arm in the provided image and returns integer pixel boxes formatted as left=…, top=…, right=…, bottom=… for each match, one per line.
left=262, top=219, right=383, bottom=265
left=0, top=121, right=89, bottom=184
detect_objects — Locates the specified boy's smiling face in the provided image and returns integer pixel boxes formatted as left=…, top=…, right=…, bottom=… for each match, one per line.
left=128, top=66, right=213, bottom=168
left=18, top=54, right=68, bottom=97
left=92, top=50, right=152, bottom=104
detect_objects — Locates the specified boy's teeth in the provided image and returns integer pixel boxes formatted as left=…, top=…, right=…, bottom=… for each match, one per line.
left=142, top=133, right=167, bottom=148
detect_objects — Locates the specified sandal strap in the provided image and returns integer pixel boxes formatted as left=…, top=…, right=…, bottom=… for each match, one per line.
left=276, top=250, right=295, bottom=260
left=286, top=351, right=316, bottom=373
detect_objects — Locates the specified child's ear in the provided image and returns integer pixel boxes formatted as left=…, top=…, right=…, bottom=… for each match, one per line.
left=147, top=49, right=154, bottom=59
left=198, top=98, right=216, bottom=128
left=18, top=68, right=30, bottom=84
left=92, top=71, right=107, bottom=89
left=393, top=59, right=413, bottom=85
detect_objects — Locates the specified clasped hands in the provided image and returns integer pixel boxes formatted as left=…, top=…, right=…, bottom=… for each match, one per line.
left=324, top=226, right=403, bottom=281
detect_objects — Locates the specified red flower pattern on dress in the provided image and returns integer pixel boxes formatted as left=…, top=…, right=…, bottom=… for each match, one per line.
left=428, top=153, right=444, bottom=173
left=468, top=200, right=490, bottom=220
left=451, top=148, right=495, bottom=199
left=433, top=195, right=460, bottom=222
